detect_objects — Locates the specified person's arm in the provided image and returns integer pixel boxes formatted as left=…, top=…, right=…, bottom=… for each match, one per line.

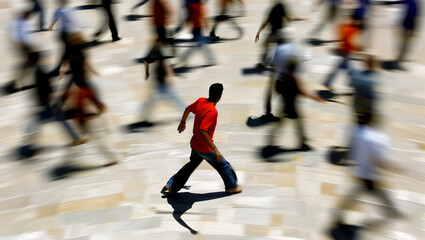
left=58, top=61, right=70, bottom=80
left=48, top=11, right=59, bottom=31
left=177, top=107, right=191, bottom=133
left=85, top=60, right=100, bottom=77
left=199, top=130, right=222, bottom=162
left=144, top=60, right=150, bottom=80
left=255, top=21, right=268, bottom=42
left=294, top=76, right=325, bottom=102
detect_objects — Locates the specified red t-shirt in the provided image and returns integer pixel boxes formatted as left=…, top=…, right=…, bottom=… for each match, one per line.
left=188, top=98, right=218, bottom=153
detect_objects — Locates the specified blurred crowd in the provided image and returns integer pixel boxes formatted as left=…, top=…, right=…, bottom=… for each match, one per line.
left=2, top=0, right=423, bottom=238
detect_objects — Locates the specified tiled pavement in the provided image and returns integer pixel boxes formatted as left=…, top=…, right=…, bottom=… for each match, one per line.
left=0, top=0, right=424, bottom=239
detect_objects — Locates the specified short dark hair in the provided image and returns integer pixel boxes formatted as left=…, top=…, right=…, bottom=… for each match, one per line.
left=356, top=111, right=373, bottom=125
left=207, top=83, right=223, bottom=102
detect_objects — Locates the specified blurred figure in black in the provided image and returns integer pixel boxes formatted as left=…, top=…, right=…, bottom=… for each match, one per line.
left=29, top=0, right=46, bottom=31
left=255, top=0, right=303, bottom=67
left=266, top=56, right=323, bottom=151
left=209, top=0, right=243, bottom=40
left=94, top=0, right=121, bottom=42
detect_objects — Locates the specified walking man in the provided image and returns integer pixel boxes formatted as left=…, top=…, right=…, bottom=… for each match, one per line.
left=162, top=83, right=242, bottom=195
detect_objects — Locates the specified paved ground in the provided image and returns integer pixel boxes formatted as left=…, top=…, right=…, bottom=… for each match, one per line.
left=0, top=0, right=424, bottom=239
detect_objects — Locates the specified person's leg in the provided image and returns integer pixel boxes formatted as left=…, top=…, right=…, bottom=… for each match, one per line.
left=52, top=105, right=81, bottom=141
left=163, top=87, right=186, bottom=112
left=397, top=28, right=413, bottom=63
left=200, top=38, right=216, bottom=65
left=365, top=180, right=400, bottom=217
left=229, top=18, right=243, bottom=38
left=166, top=150, right=204, bottom=193
left=323, top=54, right=348, bottom=89
left=197, top=151, right=238, bottom=191
left=32, top=0, right=44, bottom=30
left=141, top=85, right=160, bottom=122
left=131, top=0, right=150, bottom=11
left=103, top=3, right=119, bottom=40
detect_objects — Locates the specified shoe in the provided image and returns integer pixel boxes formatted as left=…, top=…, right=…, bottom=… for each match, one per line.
left=112, top=37, right=121, bottom=42
left=104, top=161, right=118, bottom=167
left=69, top=138, right=88, bottom=147
left=161, top=184, right=175, bottom=195
left=226, top=184, right=242, bottom=194
left=209, top=33, right=220, bottom=41
left=300, top=143, right=312, bottom=152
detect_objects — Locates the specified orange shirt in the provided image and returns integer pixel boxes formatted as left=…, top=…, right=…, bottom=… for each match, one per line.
left=188, top=98, right=218, bottom=153
left=340, top=24, right=360, bottom=54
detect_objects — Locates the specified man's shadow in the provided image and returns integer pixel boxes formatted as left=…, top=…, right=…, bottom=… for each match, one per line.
left=162, top=191, right=229, bottom=234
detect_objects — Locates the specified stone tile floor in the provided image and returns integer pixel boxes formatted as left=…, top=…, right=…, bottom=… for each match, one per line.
left=0, top=0, right=424, bottom=239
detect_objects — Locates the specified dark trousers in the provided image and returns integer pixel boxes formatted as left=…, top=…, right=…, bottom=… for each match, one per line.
left=167, top=149, right=238, bottom=193
left=30, top=0, right=44, bottom=30
left=95, top=0, right=119, bottom=39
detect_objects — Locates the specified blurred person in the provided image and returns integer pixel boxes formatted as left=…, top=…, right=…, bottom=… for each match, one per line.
left=260, top=28, right=303, bottom=122
left=174, top=0, right=216, bottom=68
left=322, top=13, right=362, bottom=90
left=208, top=0, right=244, bottom=40
left=29, top=0, right=46, bottom=31
left=138, top=39, right=186, bottom=127
left=7, top=10, right=36, bottom=93
left=374, top=0, right=419, bottom=70
left=47, top=0, right=82, bottom=77
left=309, top=0, right=341, bottom=38
left=93, top=0, right=121, bottom=42
left=59, top=33, right=106, bottom=131
left=348, top=54, right=378, bottom=115
left=266, top=56, right=324, bottom=151
left=162, top=83, right=242, bottom=195
left=59, top=33, right=118, bottom=166
left=255, top=0, right=303, bottom=67
left=330, top=111, right=403, bottom=236
left=152, top=0, right=174, bottom=41
left=20, top=51, right=85, bottom=158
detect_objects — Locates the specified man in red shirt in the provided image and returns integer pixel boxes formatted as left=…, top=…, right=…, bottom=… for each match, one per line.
left=162, top=83, right=242, bottom=195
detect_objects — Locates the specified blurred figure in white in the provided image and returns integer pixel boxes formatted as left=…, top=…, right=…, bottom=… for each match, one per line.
left=8, top=10, right=36, bottom=92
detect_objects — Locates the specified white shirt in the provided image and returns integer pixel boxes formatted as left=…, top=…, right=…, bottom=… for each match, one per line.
left=349, top=125, right=390, bottom=180
left=265, top=42, right=302, bottom=78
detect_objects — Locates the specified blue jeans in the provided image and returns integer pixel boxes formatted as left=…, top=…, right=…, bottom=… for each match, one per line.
left=324, top=53, right=351, bottom=88
left=167, top=149, right=238, bottom=193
